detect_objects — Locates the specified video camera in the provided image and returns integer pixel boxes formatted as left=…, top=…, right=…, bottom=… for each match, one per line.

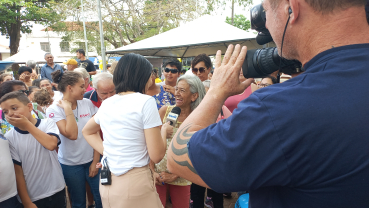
left=242, top=4, right=302, bottom=78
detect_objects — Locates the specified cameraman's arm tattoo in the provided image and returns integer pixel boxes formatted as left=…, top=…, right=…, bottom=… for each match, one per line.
left=171, top=123, right=198, bottom=175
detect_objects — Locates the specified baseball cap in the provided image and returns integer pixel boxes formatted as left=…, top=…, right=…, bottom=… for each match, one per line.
left=63, top=59, right=78, bottom=65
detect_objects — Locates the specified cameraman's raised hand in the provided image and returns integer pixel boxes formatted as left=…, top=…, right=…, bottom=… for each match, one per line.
left=210, top=44, right=254, bottom=100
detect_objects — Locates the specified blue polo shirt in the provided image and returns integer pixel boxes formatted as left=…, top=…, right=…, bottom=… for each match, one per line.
left=40, top=63, right=63, bottom=81
left=188, top=44, right=369, bottom=208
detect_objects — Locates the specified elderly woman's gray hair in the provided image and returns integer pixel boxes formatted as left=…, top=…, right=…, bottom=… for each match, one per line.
left=74, top=68, right=90, bottom=79
left=92, top=72, right=113, bottom=89
left=26, top=60, right=37, bottom=69
left=177, top=75, right=206, bottom=110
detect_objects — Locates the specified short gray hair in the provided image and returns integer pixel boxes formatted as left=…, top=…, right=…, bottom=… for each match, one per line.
left=177, top=75, right=206, bottom=110
left=92, top=72, right=113, bottom=89
left=44, top=53, right=53, bottom=58
left=74, top=68, right=90, bottom=79
left=26, top=60, right=37, bottom=69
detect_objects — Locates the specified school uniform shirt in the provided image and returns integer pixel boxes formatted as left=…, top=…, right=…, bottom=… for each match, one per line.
left=52, top=91, right=63, bottom=104
left=94, top=93, right=162, bottom=176
left=0, top=134, right=17, bottom=203
left=5, top=119, right=65, bottom=202
left=46, top=98, right=98, bottom=165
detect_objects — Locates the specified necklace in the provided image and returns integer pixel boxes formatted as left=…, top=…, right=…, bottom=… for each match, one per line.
left=75, top=103, right=79, bottom=122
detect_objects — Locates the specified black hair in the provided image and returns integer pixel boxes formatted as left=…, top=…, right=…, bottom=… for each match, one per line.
left=163, top=59, right=182, bottom=72
left=76, top=49, right=85, bottom=56
left=114, top=53, right=153, bottom=94
left=191, top=54, right=213, bottom=70
left=18, top=66, right=33, bottom=75
left=51, top=70, right=83, bottom=93
left=0, top=91, right=30, bottom=106
left=28, top=86, right=40, bottom=94
left=263, top=75, right=279, bottom=84
left=32, top=79, right=43, bottom=87
left=0, top=80, right=27, bottom=99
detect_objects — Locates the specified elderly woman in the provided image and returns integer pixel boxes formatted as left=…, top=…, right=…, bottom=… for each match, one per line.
left=74, top=68, right=94, bottom=92
left=150, top=75, right=206, bottom=208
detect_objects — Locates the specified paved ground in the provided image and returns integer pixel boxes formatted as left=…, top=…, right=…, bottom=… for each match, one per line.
left=66, top=189, right=239, bottom=208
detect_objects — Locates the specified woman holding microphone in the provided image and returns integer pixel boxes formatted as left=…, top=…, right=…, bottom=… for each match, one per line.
left=82, top=53, right=168, bottom=208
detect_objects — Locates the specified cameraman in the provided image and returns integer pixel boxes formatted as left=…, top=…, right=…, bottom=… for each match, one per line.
left=167, top=0, right=369, bottom=207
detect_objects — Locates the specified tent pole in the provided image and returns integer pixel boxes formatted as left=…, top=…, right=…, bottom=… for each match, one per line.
left=181, top=47, right=190, bottom=58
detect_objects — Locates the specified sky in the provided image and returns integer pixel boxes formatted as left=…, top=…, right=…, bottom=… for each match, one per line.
left=0, top=0, right=263, bottom=47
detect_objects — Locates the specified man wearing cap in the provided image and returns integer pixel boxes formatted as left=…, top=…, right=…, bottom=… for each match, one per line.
left=41, top=53, right=63, bottom=82
left=63, top=59, right=78, bottom=71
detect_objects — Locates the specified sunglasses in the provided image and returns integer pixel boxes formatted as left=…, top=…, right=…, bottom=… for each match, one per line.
left=164, top=68, right=179, bottom=74
left=192, top=67, right=207, bottom=73
left=19, top=90, right=30, bottom=95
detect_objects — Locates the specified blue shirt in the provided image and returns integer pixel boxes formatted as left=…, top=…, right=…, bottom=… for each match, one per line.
left=152, top=85, right=176, bottom=110
left=40, top=63, right=63, bottom=81
left=188, top=44, right=369, bottom=208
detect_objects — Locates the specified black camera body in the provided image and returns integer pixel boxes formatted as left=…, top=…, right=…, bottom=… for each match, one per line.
left=243, top=4, right=302, bottom=78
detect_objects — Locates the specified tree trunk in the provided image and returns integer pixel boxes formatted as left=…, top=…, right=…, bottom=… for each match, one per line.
left=231, top=0, right=234, bottom=25
left=9, top=7, right=22, bottom=55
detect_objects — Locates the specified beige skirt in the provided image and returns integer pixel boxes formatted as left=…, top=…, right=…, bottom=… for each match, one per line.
left=99, top=165, right=163, bottom=208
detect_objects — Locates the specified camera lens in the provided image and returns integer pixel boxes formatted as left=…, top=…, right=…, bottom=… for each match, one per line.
left=242, top=47, right=302, bottom=78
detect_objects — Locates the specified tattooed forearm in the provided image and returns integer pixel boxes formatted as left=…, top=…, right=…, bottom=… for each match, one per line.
left=171, top=123, right=198, bottom=175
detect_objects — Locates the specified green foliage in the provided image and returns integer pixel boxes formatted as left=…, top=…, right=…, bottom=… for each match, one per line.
left=226, top=14, right=251, bottom=31
left=205, top=0, right=253, bottom=13
left=51, top=0, right=200, bottom=50
left=0, top=0, right=61, bottom=54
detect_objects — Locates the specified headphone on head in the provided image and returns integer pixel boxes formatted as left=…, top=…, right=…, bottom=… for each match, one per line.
left=289, top=7, right=292, bottom=14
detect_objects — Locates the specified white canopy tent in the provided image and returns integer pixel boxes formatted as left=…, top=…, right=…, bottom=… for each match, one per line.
left=106, top=15, right=271, bottom=57
left=4, top=46, right=65, bottom=63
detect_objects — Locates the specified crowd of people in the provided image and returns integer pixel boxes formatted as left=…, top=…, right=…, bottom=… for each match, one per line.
left=0, top=46, right=277, bottom=208
left=2, top=0, right=368, bottom=207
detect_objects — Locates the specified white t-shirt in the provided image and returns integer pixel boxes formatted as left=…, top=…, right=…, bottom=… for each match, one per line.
left=94, top=93, right=162, bottom=176
left=0, top=134, right=17, bottom=202
left=52, top=91, right=63, bottom=104
left=5, top=119, right=65, bottom=202
left=46, top=98, right=98, bottom=165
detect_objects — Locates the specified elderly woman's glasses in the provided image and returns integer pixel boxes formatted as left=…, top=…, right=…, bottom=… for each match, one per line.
left=192, top=67, right=206, bottom=73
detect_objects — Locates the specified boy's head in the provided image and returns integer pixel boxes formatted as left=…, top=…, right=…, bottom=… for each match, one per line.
left=0, top=91, right=33, bottom=119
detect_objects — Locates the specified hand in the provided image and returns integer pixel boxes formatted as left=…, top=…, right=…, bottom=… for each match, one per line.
left=160, top=172, right=178, bottom=183
left=19, top=73, right=26, bottom=81
left=57, top=100, right=72, bottom=110
left=210, top=44, right=254, bottom=100
left=163, top=85, right=175, bottom=95
left=24, top=202, right=38, bottom=208
left=6, top=113, right=32, bottom=130
left=153, top=172, right=164, bottom=186
left=31, top=73, right=38, bottom=80
left=161, top=122, right=173, bottom=138
left=96, top=162, right=102, bottom=169
left=51, top=83, right=58, bottom=89
left=89, top=162, right=99, bottom=177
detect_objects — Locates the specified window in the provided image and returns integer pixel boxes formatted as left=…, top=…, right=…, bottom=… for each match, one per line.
left=40, top=42, right=51, bottom=52
left=75, top=42, right=85, bottom=50
left=60, top=42, right=70, bottom=52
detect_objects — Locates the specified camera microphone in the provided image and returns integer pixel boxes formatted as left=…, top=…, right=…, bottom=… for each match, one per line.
left=166, top=107, right=181, bottom=127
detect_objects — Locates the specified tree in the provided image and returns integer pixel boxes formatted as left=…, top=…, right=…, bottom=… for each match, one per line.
left=205, top=0, right=253, bottom=24
left=226, top=14, right=251, bottom=31
left=51, top=0, right=201, bottom=51
left=0, top=0, right=61, bottom=55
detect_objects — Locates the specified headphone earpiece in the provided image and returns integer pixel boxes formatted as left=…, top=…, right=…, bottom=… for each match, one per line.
left=289, top=7, right=293, bottom=14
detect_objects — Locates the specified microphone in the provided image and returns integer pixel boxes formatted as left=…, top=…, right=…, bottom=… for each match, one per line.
left=256, top=32, right=274, bottom=45
left=166, top=107, right=181, bottom=127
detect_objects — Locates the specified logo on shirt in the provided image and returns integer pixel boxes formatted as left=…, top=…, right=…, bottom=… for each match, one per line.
left=49, top=113, right=54, bottom=118
left=80, top=113, right=90, bottom=118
